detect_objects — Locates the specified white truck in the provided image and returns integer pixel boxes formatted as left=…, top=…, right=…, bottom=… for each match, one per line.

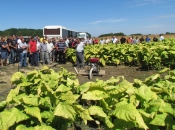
left=77, top=32, right=91, bottom=40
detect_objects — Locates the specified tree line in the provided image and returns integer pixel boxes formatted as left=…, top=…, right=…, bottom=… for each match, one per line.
left=0, top=28, right=43, bottom=37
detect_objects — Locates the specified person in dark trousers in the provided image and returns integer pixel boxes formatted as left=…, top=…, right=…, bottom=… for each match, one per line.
left=56, top=38, right=67, bottom=64
left=29, top=36, right=38, bottom=66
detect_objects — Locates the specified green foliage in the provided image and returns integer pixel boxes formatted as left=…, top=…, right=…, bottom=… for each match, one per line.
left=1, top=66, right=175, bottom=129
left=0, top=28, right=43, bottom=37
left=99, top=32, right=125, bottom=37
left=66, top=38, right=175, bottom=70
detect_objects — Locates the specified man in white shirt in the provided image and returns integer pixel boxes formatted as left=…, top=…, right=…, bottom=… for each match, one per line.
left=75, top=38, right=86, bottom=67
left=16, top=36, right=23, bottom=62
left=159, top=34, right=164, bottom=41
left=113, top=36, right=118, bottom=43
left=105, top=38, right=110, bottom=44
left=19, top=38, right=28, bottom=67
left=100, top=38, right=105, bottom=45
left=65, top=37, right=69, bottom=47
left=47, top=39, right=54, bottom=62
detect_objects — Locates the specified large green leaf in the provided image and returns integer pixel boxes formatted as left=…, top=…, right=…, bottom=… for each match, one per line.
left=22, top=95, right=39, bottom=106
left=135, top=85, right=157, bottom=102
left=41, top=111, right=53, bottom=119
left=16, top=124, right=34, bottom=130
left=0, top=108, right=29, bottom=130
left=34, top=125, right=56, bottom=130
left=104, top=117, right=114, bottom=128
left=6, top=86, right=20, bottom=103
left=10, top=72, right=25, bottom=84
left=59, top=91, right=79, bottom=104
left=88, top=106, right=107, bottom=118
left=82, top=90, right=108, bottom=100
left=54, top=102, right=76, bottom=121
left=108, top=79, right=132, bottom=95
left=150, top=113, right=167, bottom=126
left=24, top=107, right=42, bottom=122
left=55, top=84, right=71, bottom=93
left=73, top=105, right=93, bottom=124
left=112, top=101, right=148, bottom=129
left=76, top=82, right=91, bottom=94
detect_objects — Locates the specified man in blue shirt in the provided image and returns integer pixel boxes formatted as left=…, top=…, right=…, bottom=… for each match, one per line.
left=56, top=38, right=67, bottom=64
left=145, top=35, right=151, bottom=42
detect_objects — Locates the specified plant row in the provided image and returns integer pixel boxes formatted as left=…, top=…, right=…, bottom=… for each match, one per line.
left=66, top=38, right=175, bottom=70
left=0, top=67, right=175, bottom=130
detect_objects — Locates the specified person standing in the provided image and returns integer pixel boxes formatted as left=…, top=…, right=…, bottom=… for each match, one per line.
left=105, top=38, right=110, bottom=44
left=0, top=37, right=9, bottom=66
left=100, top=38, right=105, bottom=45
left=127, top=36, right=132, bottom=44
left=75, top=38, right=86, bottom=68
left=16, top=36, right=23, bottom=62
left=159, top=34, right=164, bottom=41
left=40, top=39, right=52, bottom=65
left=132, top=36, right=136, bottom=44
left=120, top=36, right=126, bottom=44
left=153, top=36, right=158, bottom=42
left=56, top=38, right=67, bottom=64
left=29, top=36, right=38, bottom=66
left=135, top=37, right=139, bottom=43
left=47, top=39, right=54, bottom=63
left=145, top=35, right=151, bottom=42
left=94, top=38, right=98, bottom=44
left=113, top=36, right=118, bottom=43
left=139, top=36, right=144, bottom=43
left=19, top=38, right=28, bottom=67
left=8, top=36, right=17, bottom=64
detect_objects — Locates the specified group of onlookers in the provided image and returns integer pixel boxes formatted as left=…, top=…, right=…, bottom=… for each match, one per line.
left=0, top=35, right=87, bottom=67
left=0, top=34, right=165, bottom=67
left=98, top=34, right=165, bottom=44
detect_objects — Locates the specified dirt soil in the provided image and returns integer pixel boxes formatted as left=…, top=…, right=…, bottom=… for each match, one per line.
left=0, top=62, right=159, bottom=101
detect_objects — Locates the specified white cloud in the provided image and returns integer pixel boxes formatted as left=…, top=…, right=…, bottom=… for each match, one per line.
left=89, top=18, right=125, bottom=24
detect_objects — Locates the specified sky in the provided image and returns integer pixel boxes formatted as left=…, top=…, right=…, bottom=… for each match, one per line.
left=0, top=0, right=175, bottom=37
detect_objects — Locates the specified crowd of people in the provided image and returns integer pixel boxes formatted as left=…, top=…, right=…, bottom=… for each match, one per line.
left=98, top=34, right=165, bottom=44
left=0, top=35, right=87, bottom=67
left=0, top=34, right=165, bottom=67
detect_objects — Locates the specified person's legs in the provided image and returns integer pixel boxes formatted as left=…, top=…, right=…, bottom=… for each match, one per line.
left=62, top=52, right=66, bottom=64
left=76, top=52, right=84, bottom=67
left=20, top=53, right=24, bottom=67
left=31, top=53, right=34, bottom=66
left=40, top=51, right=44, bottom=64
left=23, top=53, right=27, bottom=67
left=58, top=51, right=62, bottom=63
left=9, top=49, right=12, bottom=64
left=76, top=52, right=81, bottom=67
left=33, top=52, right=38, bottom=66
left=46, top=52, right=51, bottom=64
